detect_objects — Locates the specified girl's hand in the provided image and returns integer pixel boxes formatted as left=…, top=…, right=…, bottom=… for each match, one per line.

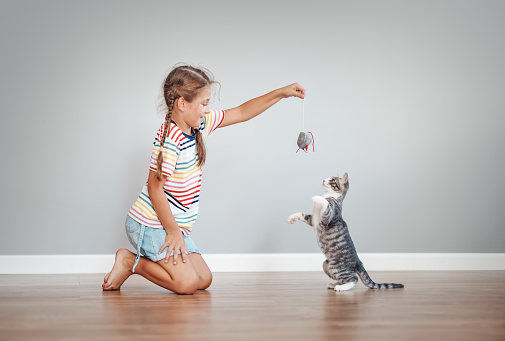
left=158, top=229, right=189, bottom=265
left=280, top=83, right=306, bottom=99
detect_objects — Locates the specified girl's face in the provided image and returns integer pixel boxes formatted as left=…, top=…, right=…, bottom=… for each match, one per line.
left=184, top=86, right=211, bottom=129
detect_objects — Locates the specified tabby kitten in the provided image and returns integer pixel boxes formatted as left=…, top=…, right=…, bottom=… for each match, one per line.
left=287, top=173, right=404, bottom=291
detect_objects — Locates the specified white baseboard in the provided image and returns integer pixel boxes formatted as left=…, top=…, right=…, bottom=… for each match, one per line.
left=0, top=253, right=504, bottom=274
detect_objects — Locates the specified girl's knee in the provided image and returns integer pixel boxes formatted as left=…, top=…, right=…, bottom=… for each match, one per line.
left=173, top=272, right=211, bottom=294
left=173, top=274, right=200, bottom=295
left=199, top=272, right=212, bottom=290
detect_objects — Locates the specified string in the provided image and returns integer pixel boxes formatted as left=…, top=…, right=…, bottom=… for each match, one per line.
left=302, top=99, right=305, bottom=131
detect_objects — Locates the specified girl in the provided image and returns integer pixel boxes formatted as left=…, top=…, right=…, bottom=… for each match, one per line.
left=102, top=65, right=305, bottom=294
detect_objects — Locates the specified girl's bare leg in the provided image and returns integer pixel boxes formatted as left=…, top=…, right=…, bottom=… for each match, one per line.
left=102, top=249, right=213, bottom=294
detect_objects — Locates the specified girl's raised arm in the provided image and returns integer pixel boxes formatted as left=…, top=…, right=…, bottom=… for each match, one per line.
left=219, top=83, right=305, bottom=128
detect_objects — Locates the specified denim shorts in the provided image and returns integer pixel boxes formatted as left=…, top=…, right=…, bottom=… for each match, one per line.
left=125, top=215, right=201, bottom=272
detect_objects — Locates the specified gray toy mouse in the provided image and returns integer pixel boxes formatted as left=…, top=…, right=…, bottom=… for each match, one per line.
left=297, top=131, right=314, bottom=153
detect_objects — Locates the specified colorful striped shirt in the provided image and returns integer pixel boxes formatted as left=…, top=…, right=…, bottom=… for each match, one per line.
left=128, top=110, right=225, bottom=235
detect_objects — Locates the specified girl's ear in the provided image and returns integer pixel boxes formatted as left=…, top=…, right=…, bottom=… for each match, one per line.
left=176, top=97, right=187, bottom=112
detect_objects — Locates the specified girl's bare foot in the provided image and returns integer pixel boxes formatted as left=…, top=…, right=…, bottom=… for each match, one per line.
left=102, top=249, right=135, bottom=291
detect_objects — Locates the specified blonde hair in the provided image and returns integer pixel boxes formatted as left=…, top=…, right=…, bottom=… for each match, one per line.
left=156, top=65, right=217, bottom=181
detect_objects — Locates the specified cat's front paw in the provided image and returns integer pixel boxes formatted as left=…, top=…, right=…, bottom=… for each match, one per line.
left=287, top=213, right=304, bottom=224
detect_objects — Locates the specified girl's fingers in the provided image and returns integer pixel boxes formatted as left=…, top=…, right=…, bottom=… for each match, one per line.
left=158, top=243, right=168, bottom=255
left=163, top=245, right=184, bottom=265
left=171, top=245, right=189, bottom=265
left=173, top=248, right=179, bottom=265
left=294, top=84, right=306, bottom=98
left=173, top=244, right=188, bottom=265
left=284, top=83, right=305, bottom=99
left=159, top=236, right=187, bottom=265
left=165, top=246, right=174, bottom=264
left=181, top=248, right=189, bottom=264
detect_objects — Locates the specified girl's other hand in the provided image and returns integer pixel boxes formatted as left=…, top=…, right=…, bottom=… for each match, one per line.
left=158, top=230, right=189, bottom=265
left=280, top=83, right=305, bottom=99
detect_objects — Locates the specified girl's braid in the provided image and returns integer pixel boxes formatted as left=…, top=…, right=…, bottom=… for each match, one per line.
left=156, top=89, right=176, bottom=181
left=194, top=127, right=206, bottom=168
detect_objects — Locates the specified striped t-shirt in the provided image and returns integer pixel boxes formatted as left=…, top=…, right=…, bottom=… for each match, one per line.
left=128, top=110, right=225, bottom=235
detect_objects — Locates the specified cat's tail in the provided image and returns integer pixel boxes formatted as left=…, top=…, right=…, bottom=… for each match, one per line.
left=356, top=261, right=404, bottom=289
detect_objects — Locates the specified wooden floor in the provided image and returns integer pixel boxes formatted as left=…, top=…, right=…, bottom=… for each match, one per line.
left=0, top=271, right=504, bottom=341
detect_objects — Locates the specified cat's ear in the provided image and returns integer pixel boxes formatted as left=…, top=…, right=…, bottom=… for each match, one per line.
left=342, top=173, right=349, bottom=184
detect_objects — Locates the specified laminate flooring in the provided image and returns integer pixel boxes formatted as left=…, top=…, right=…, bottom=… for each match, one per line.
left=0, top=271, right=504, bottom=341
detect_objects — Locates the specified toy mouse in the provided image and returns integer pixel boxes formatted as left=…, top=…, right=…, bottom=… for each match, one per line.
left=296, top=131, right=314, bottom=153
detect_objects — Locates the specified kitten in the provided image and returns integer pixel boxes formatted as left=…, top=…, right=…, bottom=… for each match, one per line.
left=287, top=173, right=404, bottom=291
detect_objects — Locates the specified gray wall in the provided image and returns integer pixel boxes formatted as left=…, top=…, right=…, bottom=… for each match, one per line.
left=1, top=0, right=504, bottom=255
